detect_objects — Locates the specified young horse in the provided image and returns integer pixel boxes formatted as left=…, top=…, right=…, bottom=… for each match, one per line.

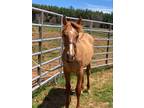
left=62, top=17, right=94, bottom=108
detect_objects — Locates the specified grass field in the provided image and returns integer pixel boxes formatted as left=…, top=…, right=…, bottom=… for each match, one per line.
left=32, top=66, right=113, bottom=108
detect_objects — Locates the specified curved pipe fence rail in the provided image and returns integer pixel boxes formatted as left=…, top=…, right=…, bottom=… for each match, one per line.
left=32, top=7, right=113, bottom=92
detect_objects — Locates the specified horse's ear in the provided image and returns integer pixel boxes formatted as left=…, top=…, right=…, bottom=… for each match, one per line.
left=77, top=17, right=82, bottom=25
left=63, top=16, right=67, bottom=25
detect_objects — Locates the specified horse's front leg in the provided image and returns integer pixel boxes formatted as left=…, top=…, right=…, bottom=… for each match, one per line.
left=64, top=69, right=71, bottom=108
left=76, top=66, right=83, bottom=108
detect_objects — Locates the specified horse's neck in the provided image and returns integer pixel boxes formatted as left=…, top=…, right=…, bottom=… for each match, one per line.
left=76, top=32, right=93, bottom=53
left=75, top=33, right=86, bottom=55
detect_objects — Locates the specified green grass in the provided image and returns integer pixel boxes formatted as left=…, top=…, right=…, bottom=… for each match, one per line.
left=32, top=67, right=113, bottom=108
left=94, top=83, right=113, bottom=107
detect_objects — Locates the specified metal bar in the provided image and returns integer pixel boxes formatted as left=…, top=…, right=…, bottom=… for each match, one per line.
left=32, top=64, right=62, bottom=81
left=40, top=72, right=62, bottom=87
left=84, top=28, right=113, bottom=33
left=32, top=47, right=61, bottom=56
left=105, top=25, right=111, bottom=64
left=92, top=58, right=112, bottom=62
left=32, top=37, right=61, bottom=42
left=32, top=61, right=113, bottom=91
left=32, top=84, right=40, bottom=92
left=91, top=63, right=113, bottom=69
left=59, top=16, right=64, bottom=74
left=66, top=16, right=113, bottom=25
left=33, top=61, right=113, bottom=91
left=37, top=11, right=43, bottom=85
left=95, top=38, right=113, bottom=41
left=94, top=52, right=113, bottom=55
left=32, top=75, right=40, bottom=82
left=94, top=45, right=113, bottom=48
left=90, top=21, right=93, bottom=34
left=41, top=56, right=61, bottom=65
left=32, top=56, right=61, bottom=70
left=32, top=23, right=62, bottom=28
left=83, top=63, right=113, bottom=69
left=32, top=71, right=63, bottom=92
left=32, top=52, right=41, bottom=56
left=41, top=65, right=62, bottom=77
left=32, top=7, right=63, bottom=16
left=32, top=64, right=40, bottom=70
left=32, top=7, right=113, bottom=25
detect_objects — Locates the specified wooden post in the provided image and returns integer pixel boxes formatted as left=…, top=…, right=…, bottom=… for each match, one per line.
left=105, top=25, right=111, bottom=64
left=37, top=12, right=43, bottom=85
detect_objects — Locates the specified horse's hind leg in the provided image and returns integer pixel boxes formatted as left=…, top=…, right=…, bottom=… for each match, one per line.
left=86, top=64, right=91, bottom=92
left=64, top=70, right=71, bottom=108
left=81, top=74, right=84, bottom=93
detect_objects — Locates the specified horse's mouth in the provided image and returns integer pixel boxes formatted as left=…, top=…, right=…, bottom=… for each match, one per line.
left=67, top=60, right=73, bottom=63
left=66, top=58, right=75, bottom=63
left=66, top=54, right=75, bottom=63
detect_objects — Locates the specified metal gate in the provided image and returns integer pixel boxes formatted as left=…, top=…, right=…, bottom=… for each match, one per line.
left=32, top=7, right=113, bottom=92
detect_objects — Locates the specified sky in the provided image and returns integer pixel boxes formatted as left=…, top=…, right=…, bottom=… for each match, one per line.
left=32, top=0, right=113, bottom=13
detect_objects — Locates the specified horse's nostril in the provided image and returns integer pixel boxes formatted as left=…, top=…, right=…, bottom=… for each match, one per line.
left=66, top=54, right=74, bottom=62
left=66, top=53, right=69, bottom=58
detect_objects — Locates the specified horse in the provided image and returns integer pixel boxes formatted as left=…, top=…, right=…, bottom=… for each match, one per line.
left=62, top=16, right=94, bottom=108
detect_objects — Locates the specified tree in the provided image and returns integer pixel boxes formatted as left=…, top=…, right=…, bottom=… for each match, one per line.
left=32, top=4, right=113, bottom=24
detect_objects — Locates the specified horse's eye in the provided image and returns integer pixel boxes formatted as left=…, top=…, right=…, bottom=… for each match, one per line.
left=76, top=35, right=79, bottom=40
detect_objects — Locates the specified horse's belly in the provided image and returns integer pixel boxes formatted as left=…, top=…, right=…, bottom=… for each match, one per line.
left=82, top=53, right=93, bottom=66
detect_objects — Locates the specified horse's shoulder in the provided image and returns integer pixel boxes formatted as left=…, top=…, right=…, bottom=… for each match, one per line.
left=83, top=33, right=94, bottom=44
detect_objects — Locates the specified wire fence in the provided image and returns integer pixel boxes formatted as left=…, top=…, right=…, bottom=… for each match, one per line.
left=32, top=7, right=113, bottom=92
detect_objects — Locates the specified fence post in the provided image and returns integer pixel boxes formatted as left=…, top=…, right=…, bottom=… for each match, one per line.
left=53, top=16, right=64, bottom=84
left=59, top=15, right=64, bottom=74
left=37, top=11, right=43, bottom=86
left=90, top=21, right=93, bottom=34
left=105, top=25, right=111, bottom=64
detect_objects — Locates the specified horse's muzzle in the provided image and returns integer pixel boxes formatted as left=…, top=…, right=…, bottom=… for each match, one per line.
left=66, top=53, right=75, bottom=62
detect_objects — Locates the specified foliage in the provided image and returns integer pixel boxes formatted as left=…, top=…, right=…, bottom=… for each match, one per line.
left=32, top=3, right=113, bottom=23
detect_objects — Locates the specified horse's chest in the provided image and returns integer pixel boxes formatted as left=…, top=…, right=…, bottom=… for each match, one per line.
left=63, top=62, right=81, bottom=73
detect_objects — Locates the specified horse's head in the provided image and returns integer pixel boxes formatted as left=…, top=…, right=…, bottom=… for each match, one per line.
left=62, top=16, right=83, bottom=62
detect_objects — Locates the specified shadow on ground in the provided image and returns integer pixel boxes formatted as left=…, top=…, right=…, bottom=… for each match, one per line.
left=38, top=88, right=66, bottom=108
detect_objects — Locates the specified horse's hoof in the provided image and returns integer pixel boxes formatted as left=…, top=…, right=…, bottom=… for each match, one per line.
left=81, top=90, right=84, bottom=94
left=87, top=89, right=91, bottom=94
left=70, top=89, right=76, bottom=96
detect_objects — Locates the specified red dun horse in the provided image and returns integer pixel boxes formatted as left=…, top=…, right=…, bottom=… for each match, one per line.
left=62, top=17, right=94, bottom=108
